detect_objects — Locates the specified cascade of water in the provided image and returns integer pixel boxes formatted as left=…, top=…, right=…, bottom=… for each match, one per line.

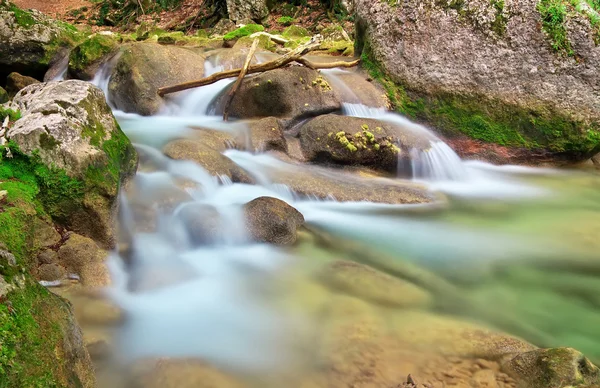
left=410, top=141, right=470, bottom=181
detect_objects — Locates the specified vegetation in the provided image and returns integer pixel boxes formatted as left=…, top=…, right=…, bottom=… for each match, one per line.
left=7, top=2, right=35, bottom=28
left=223, top=24, right=264, bottom=40
left=277, top=16, right=295, bottom=26
left=537, top=0, right=573, bottom=55
left=68, top=34, right=118, bottom=77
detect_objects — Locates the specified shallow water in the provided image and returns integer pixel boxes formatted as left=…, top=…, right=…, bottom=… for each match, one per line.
left=79, top=60, right=600, bottom=385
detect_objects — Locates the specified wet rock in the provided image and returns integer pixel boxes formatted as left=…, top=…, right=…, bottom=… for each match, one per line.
left=503, top=347, right=600, bottom=388
left=324, top=69, right=388, bottom=108
left=128, top=359, right=245, bottom=388
left=354, top=0, right=600, bottom=164
left=225, top=0, right=268, bottom=23
left=108, top=43, right=206, bottom=115
left=8, top=80, right=138, bottom=248
left=163, top=138, right=253, bottom=183
left=211, top=66, right=342, bottom=121
left=204, top=47, right=259, bottom=71
left=58, top=233, right=109, bottom=287
left=32, top=218, right=61, bottom=248
left=67, top=33, right=120, bottom=80
left=0, top=86, right=8, bottom=103
left=38, top=248, right=58, bottom=264
left=318, top=260, right=432, bottom=308
left=244, top=196, right=304, bottom=245
left=38, top=263, right=66, bottom=282
left=299, top=114, right=432, bottom=173
left=5, top=72, right=40, bottom=95
left=179, top=203, right=222, bottom=245
left=592, top=153, right=600, bottom=169
left=0, top=2, right=82, bottom=81
left=43, top=48, right=69, bottom=81
left=244, top=117, right=287, bottom=152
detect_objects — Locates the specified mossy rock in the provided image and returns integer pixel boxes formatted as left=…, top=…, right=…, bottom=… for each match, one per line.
left=233, top=34, right=276, bottom=51
left=8, top=80, right=138, bottom=248
left=222, top=24, right=264, bottom=45
left=5, top=72, right=40, bottom=96
left=68, top=33, right=119, bottom=80
left=282, top=25, right=310, bottom=38
left=0, top=86, right=8, bottom=103
left=0, top=2, right=83, bottom=82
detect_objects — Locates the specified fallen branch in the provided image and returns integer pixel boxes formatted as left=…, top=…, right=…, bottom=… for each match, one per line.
left=157, top=39, right=321, bottom=96
left=157, top=40, right=360, bottom=96
left=223, top=38, right=259, bottom=122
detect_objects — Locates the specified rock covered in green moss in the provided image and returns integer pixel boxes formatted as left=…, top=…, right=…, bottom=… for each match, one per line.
left=108, top=43, right=206, bottom=115
left=5, top=71, right=39, bottom=95
left=354, top=0, right=600, bottom=164
left=299, top=114, right=433, bottom=173
left=68, top=33, right=119, bottom=80
left=0, top=86, right=7, bottom=103
left=503, top=347, right=600, bottom=387
left=222, top=23, right=264, bottom=46
left=7, top=80, right=138, bottom=248
left=210, top=66, right=341, bottom=120
left=0, top=1, right=82, bottom=81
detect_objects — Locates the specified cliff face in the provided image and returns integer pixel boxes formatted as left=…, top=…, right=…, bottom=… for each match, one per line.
left=355, top=0, right=600, bottom=164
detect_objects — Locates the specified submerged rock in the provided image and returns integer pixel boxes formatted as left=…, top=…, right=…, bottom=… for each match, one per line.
left=244, top=196, right=304, bottom=245
left=5, top=72, right=40, bottom=95
left=211, top=66, right=342, bottom=121
left=299, top=114, right=433, bottom=173
left=503, top=347, right=600, bottom=388
left=163, top=138, right=253, bottom=183
left=354, top=0, right=600, bottom=164
left=108, top=43, right=206, bottom=115
left=8, top=80, right=138, bottom=248
left=0, top=2, right=81, bottom=81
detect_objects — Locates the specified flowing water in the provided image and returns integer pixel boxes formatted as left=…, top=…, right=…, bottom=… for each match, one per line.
left=61, top=59, right=600, bottom=386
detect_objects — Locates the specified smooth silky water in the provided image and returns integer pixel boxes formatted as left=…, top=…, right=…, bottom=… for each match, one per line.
left=69, top=62, right=600, bottom=386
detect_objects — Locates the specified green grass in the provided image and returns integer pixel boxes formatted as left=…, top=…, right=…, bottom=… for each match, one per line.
left=277, top=16, right=295, bottom=26
left=538, top=0, right=574, bottom=55
left=0, top=107, right=21, bottom=123
left=223, top=24, right=264, bottom=40
left=8, top=3, right=36, bottom=28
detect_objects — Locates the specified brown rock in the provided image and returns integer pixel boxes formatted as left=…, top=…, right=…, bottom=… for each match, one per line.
left=32, top=218, right=61, bottom=248
left=38, top=263, right=66, bottom=282
left=244, top=117, right=287, bottom=152
left=244, top=196, right=304, bottom=245
left=210, top=66, right=342, bottom=121
left=163, top=138, right=253, bottom=184
left=6, top=72, right=40, bottom=95
left=38, top=248, right=59, bottom=264
left=58, top=233, right=109, bottom=287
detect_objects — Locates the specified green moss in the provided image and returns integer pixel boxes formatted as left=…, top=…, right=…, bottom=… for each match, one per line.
left=277, top=16, right=295, bottom=26
left=8, top=3, right=35, bottom=28
left=490, top=0, right=508, bottom=35
left=0, top=87, right=7, bottom=104
left=537, top=0, right=574, bottom=55
left=38, top=133, right=61, bottom=151
left=223, top=24, right=264, bottom=41
left=282, top=25, right=310, bottom=38
left=0, top=107, right=21, bottom=123
left=360, top=44, right=600, bottom=156
left=68, top=34, right=118, bottom=76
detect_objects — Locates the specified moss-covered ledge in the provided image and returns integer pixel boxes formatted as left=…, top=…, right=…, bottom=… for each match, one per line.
left=0, top=143, right=95, bottom=387
left=359, top=44, right=600, bottom=164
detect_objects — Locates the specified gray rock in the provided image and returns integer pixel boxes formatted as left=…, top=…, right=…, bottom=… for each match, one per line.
left=38, top=263, right=66, bottom=282
left=244, top=196, right=304, bottom=245
left=354, top=0, right=600, bottom=163
left=225, top=0, right=268, bottom=23
left=211, top=18, right=236, bottom=36
left=0, top=2, right=80, bottom=81
left=38, top=249, right=58, bottom=265
left=210, top=67, right=342, bottom=121
left=108, top=43, right=206, bottom=115
left=8, top=80, right=138, bottom=248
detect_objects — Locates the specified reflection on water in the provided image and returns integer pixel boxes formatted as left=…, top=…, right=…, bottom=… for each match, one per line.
left=79, top=61, right=600, bottom=386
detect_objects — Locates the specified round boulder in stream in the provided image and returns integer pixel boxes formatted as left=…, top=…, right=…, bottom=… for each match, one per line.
left=244, top=197, right=305, bottom=245
left=108, top=43, right=206, bottom=115
left=299, top=114, right=433, bottom=173
left=210, top=66, right=342, bottom=121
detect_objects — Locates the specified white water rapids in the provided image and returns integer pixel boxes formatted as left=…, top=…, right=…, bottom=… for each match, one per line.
left=51, top=57, right=600, bottom=384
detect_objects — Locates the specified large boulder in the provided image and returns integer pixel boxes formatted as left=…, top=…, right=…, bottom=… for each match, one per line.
left=299, top=114, right=433, bottom=173
left=210, top=66, right=342, bottom=121
left=8, top=80, right=138, bottom=248
left=244, top=196, right=304, bottom=245
left=354, top=0, right=600, bottom=164
left=68, top=33, right=120, bottom=80
left=108, top=43, right=206, bottom=115
left=0, top=1, right=81, bottom=82
left=225, top=0, right=268, bottom=23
